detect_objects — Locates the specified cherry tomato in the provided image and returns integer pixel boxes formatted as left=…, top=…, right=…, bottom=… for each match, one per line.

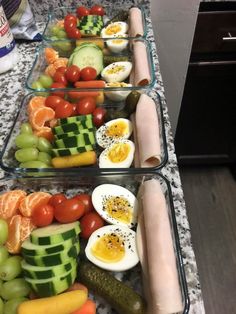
left=76, top=97, right=96, bottom=115
left=48, top=193, right=67, bottom=208
left=32, top=204, right=54, bottom=227
left=67, top=27, right=81, bottom=39
left=51, top=82, right=66, bottom=98
left=55, top=100, right=74, bottom=118
left=80, top=67, right=97, bottom=81
left=64, top=14, right=77, bottom=25
left=80, top=211, right=104, bottom=239
left=54, top=199, right=85, bottom=223
left=90, top=5, right=105, bottom=16
left=72, top=194, right=94, bottom=214
left=45, top=95, right=65, bottom=110
left=92, top=107, right=106, bottom=127
left=76, top=6, right=90, bottom=18
left=65, top=65, right=80, bottom=83
left=57, top=66, right=67, bottom=75
left=71, top=103, right=78, bottom=116
left=53, top=71, right=68, bottom=85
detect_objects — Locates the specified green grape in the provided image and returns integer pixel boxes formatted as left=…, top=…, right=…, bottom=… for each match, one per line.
left=0, top=278, right=30, bottom=300
left=0, top=220, right=8, bottom=245
left=15, top=134, right=38, bottom=149
left=58, top=41, right=72, bottom=53
left=0, top=256, right=22, bottom=281
left=38, top=152, right=52, bottom=165
left=38, top=74, right=53, bottom=89
left=15, top=148, right=39, bottom=163
left=57, top=29, right=68, bottom=39
left=50, top=36, right=59, bottom=41
left=50, top=25, right=61, bottom=36
left=19, top=161, right=48, bottom=169
left=0, top=297, right=3, bottom=314
left=3, top=297, right=28, bottom=314
left=31, top=81, right=44, bottom=90
left=20, top=123, right=33, bottom=134
left=37, top=137, right=52, bottom=153
left=0, top=247, right=9, bottom=266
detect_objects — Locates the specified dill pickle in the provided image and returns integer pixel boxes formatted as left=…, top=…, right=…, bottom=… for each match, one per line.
left=103, top=55, right=131, bottom=66
left=125, top=91, right=141, bottom=115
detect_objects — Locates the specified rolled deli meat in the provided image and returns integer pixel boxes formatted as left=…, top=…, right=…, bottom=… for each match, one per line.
left=133, top=40, right=151, bottom=86
left=129, top=7, right=144, bottom=37
left=135, top=94, right=161, bottom=167
left=141, top=179, right=183, bottom=314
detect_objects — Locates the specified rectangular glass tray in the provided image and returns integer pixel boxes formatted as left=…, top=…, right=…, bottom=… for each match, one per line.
left=25, top=38, right=155, bottom=93
left=0, top=172, right=189, bottom=313
left=42, top=4, right=147, bottom=41
left=0, top=90, right=168, bottom=177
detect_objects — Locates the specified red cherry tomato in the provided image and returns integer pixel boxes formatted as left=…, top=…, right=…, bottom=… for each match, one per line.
left=76, top=97, right=96, bottom=115
left=76, top=6, right=90, bottom=18
left=51, top=82, right=66, bottom=98
left=64, top=14, right=77, bottom=25
left=71, top=103, right=78, bottom=116
left=32, top=204, right=54, bottom=227
left=92, top=107, right=106, bottom=127
left=80, top=211, right=104, bottom=239
left=67, top=27, right=81, bottom=39
left=72, top=194, right=94, bottom=214
left=57, top=66, right=67, bottom=75
left=90, top=5, right=105, bottom=16
left=55, top=100, right=74, bottom=118
left=53, top=71, right=68, bottom=85
left=54, top=199, right=85, bottom=223
left=45, top=95, right=65, bottom=110
left=48, top=193, right=67, bottom=208
left=80, top=67, right=97, bottom=81
left=65, top=65, right=80, bottom=83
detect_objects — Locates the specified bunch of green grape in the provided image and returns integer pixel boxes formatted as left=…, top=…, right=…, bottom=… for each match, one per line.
left=0, top=220, right=31, bottom=314
left=15, top=123, right=52, bottom=168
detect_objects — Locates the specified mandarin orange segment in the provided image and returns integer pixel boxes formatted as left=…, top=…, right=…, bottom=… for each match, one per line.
left=56, top=19, right=64, bottom=28
left=29, top=107, right=55, bottom=131
left=0, top=190, right=27, bottom=220
left=45, top=47, right=59, bottom=64
left=6, top=215, right=22, bottom=254
left=20, top=216, right=36, bottom=242
left=27, top=96, right=46, bottom=115
left=53, top=57, right=69, bottom=69
left=45, top=64, right=57, bottom=78
left=34, top=127, right=54, bottom=142
left=19, top=192, right=52, bottom=217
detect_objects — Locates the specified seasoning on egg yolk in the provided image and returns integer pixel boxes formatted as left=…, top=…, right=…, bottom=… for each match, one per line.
left=106, top=121, right=128, bottom=138
left=105, top=65, right=125, bottom=75
left=107, top=142, right=131, bottom=163
left=103, top=195, right=132, bottom=224
left=91, top=233, right=125, bottom=263
left=105, top=24, right=122, bottom=35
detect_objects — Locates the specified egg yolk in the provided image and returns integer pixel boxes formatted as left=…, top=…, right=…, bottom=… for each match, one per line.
left=105, top=24, right=122, bottom=35
left=106, top=121, right=128, bottom=138
left=91, top=233, right=125, bottom=263
left=111, top=39, right=125, bottom=45
left=105, top=65, right=125, bottom=75
left=107, top=142, right=131, bottom=163
left=103, top=196, right=132, bottom=224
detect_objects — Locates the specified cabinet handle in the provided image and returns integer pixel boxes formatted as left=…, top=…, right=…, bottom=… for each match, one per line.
left=222, top=32, right=236, bottom=41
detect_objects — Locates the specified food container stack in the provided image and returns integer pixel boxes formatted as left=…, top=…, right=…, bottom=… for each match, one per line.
left=0, top=3, right=189, bottom=314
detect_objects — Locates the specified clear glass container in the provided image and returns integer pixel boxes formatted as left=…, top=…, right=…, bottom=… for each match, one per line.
left=0, top=173, right=189, bottom=314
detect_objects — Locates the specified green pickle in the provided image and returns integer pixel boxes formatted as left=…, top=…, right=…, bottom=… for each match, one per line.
left=125, top=91, right=141, bottom=115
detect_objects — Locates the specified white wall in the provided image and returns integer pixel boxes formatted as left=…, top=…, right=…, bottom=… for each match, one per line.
left=151, top=0, right=200, bottom=136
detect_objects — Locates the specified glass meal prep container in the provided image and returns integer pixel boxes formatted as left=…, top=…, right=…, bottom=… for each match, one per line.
left=42, top=4, right=147, bottom=41
left=0, top=173, right=189, bottom=313
left=25, top=38, right=155, bottom=93
left=0, top=90, right=167, bottom=177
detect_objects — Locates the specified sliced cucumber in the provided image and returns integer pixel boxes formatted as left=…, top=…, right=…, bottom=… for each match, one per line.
left=52, top=120, right=94, bottom=135
left=30, top=222, right=80, bottom=246
left=23, top=242, right=80, bottom=267
left=52, top=145, right=94, bottom=157
left=25, top=266, right=77, bottom=297
left=54, top=128, right=96, bottom=140
left=55, top=132, right=96, bottom=149
left=21, top=258, right=76, bottom=280
left=59, top=114, right=92, bottom=125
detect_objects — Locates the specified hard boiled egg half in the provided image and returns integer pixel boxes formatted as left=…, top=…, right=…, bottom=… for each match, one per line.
left=99, top=140, right=135, bottom=168
left=92, top=183, right=139, bottom=228
left=101, top=22, right=128, bottom=38
left=101, top=61, right=132, bottom=83
left=106, top=38, right=129, bottom=54
left=96, top=118, right=133, bottom=148
left=105, top=82, right=132, bottom=102
left=85, top=225, right=139, bottom=271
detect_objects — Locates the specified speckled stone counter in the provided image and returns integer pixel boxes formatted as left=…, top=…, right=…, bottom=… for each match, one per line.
left=0, top=1, right=205, bottom=313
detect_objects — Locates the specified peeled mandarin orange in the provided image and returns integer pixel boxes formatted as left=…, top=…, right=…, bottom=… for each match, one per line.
left=45, top=64, right=57, bottom=77
left=19, top=192, right=52, bottom=217
left=53, top=57, right=69, bottom=69
left=6, top=215, right=22, bottom=254
left=27, top=96, right=46, bottom=115
left=56, top=20, right=64, bottom=28
left=0, top=190, right=27, bottom=220
left=20, top=216, right=36, bottom=242
left=45, top=47, right=59, bottom=64
left=29, top=106, right=55, bottom=131
left=34, top=127, right=54, bottom=142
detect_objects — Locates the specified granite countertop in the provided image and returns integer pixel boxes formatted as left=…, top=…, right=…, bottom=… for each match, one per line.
left=0, top=0, right=205, bottom=313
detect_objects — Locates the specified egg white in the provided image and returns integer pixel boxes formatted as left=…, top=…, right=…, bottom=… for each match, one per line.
left=101, top=22, right=128, bottom=38
left=105, top=83, right=132, bottom=102
left=85, top=225, right=139, bottom=272
left=106, top=38, right=129, bottom=54
left=101, top=61, right=132, bottom=83
left=96, top=118, right=133, bottom=148
left=99, top=140, right=135, bottom=168
left=92, top=183, right=139, bottom=228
